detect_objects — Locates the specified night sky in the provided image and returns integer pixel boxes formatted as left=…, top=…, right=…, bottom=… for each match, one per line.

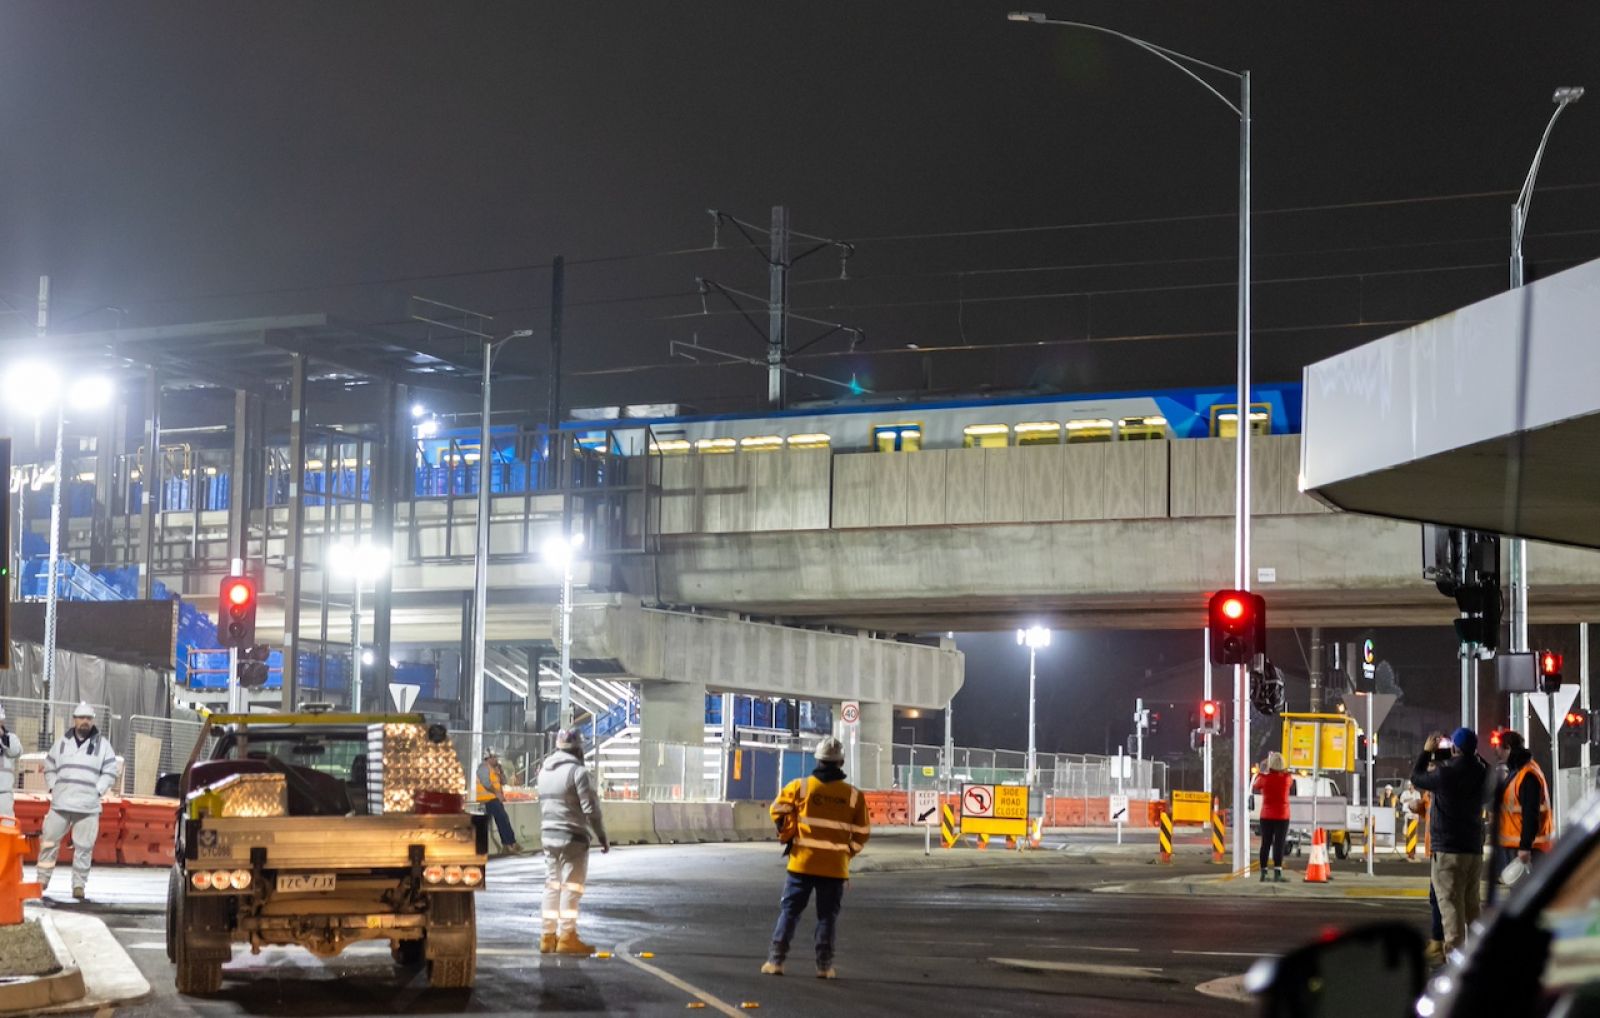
left=2, top=3, right=1598, bottom=412
left=2, top=4, right=1597, bottom=747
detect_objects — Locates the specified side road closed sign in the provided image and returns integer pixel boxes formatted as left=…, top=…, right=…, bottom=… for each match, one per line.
left=960, top=782, right=1028, bottom=837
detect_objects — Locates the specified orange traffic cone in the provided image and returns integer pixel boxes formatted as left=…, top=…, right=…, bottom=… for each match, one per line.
left=1303, top=827, right=1332, bottom=883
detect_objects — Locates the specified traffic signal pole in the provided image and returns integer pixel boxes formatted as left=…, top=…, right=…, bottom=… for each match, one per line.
left=1231, top=70, right=1253, bottom=881
left=1203, top=630, right=1213, bottom=795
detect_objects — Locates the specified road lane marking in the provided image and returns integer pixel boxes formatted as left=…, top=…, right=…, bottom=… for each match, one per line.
left=125, top=942, right=168, bottom=950
left=990, top=958, right=1171, bottom=981
left=615, top=937, right=743, bottom=1017
left=1172, top=950, right=1268, bottom=959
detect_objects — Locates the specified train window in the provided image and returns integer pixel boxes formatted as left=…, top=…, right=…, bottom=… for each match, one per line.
left=695, top=438, right=737, bottom=454
left=1014, top=421, right=1062, bottom=446
left=873, top=424, right=922, bottom=452
left=787, top=433, right=832, bottom=449
left=1117, top=415, right=1169, bottom=441
left=739, top=435, right=784, bottom=452
left=1064, top=418, right=1113, bottom=444
left=962, top=424, right=1010, bottom=449
left=1210, top=404, right=1273, bottom=438
left=649, top=438, right=692, bottom=455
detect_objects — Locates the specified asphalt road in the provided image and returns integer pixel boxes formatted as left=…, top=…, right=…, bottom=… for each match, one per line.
left=66, top=837, right=1428, bottom=1017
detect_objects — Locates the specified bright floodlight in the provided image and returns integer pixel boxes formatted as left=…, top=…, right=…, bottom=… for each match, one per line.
left=68, top=375, right=114, bottom=411
left=416, top=418, right=440, bottom=438
left=410, top=402, right=427, bottom=418
left=361, top=649, right=374, bottom=666
left=4, top=360, right=60, bottom=416
left=542, top=532, right=585, bottom=567
left=1016, top=625, right=1051, bottom=649
left=1555, top=86, right=1585, bottom=104
left=329, top=539, right=390, bottom=580
left=1007, top=11, right=1046, bottom=22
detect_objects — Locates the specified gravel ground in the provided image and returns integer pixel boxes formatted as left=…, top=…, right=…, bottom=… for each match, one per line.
left=0, top=919, right=61, bottom=977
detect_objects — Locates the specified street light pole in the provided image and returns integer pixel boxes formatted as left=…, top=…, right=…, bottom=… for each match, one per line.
left=351, top=581, right=364, bottom=712
left=1507, top=86, right=1583, bottom=739
left=1007, top=11, right=1250, bottom=874
left=1017, top=626, right=1050, bottom=786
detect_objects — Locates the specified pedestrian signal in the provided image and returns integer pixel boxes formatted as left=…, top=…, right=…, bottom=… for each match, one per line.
left=1540, top=651, right=1565, bottom=693
left=237, top=644, right=271, bottom=689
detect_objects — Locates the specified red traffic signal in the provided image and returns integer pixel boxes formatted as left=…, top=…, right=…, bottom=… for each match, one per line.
left=1539, top=650, right=1565, bottom=693
left=1565, top=709, right=1587, bottom=730
left=1489, top=729, right=1503, bottom=748
left=1202, top=700, right=1218, bottom=719
left=218, top=575, right=257, bottom=650
left=1209, top=590, right=1266, bottom=665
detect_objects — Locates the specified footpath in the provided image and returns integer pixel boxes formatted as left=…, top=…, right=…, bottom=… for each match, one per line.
left=0, top=906, right=149, bottom=1015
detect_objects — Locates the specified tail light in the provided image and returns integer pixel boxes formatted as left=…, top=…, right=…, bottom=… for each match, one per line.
left=443, top=865, right=463, bottom=886
left=461, top=866, right=483, bottom=887
left=191, top=870, right=212, bottom=890
left=423, top=865, right=444, bottom=884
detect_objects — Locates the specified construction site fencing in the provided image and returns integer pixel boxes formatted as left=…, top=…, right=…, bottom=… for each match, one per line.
left=120, top=715, right=206, bottom=795
left=0, top=695, right=114, bottom=755
left=446, top=730, right=554, bottom=795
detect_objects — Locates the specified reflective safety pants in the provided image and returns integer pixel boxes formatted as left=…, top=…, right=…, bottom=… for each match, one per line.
left=542, top=837, right=590, bottom=936
left=0, top=791, right=13, bottom=818
left=37, top=808, right=99, bottom=891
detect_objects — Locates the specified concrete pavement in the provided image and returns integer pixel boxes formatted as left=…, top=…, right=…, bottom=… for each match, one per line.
left=70, top=836, right=1428, bottom=1017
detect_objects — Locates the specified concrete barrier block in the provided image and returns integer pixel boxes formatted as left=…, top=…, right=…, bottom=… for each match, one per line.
left=652, top=802, right=735, bottom=844
left=501, top=801, right=543, bottom=854
left=732, top=801, right=775, bottom=842
left=603, top=801, right=659, bottom=845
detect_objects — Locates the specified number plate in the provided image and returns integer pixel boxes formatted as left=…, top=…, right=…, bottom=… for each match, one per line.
left=275, top=873, right=336, bottom=893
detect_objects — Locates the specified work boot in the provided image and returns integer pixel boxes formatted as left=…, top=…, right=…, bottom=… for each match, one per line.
left=816, top=967, right=837, bottom=980
left=1424, top=940, right=1446, bottom=968
left=71, top=886, right=86, bottom=901
left=1273, top=868, right=1285, bottom=883
left=540, top=933, right=557, bottom=954
left=1259, top=869, right=1268, bottom=883
left=760, top=960, right=784, bottom=975
left=555, top=933, right=596, bottom=956
left=34, top=868, right=52, bottom=891
left=506, top=843, right=523, bottom=855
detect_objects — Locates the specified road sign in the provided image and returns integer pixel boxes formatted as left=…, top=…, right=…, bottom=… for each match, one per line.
left=1281, top=713, right=1358, bottom=772
left=961, top=784, right=994, bottom=817
left=840, top=701, right=860, bottom=726
left=1531, top=684, right=1580, bottom=733
left=1109, top=794, right=1130, bottom=825
left=914, top=789, right=939, bottom=826
left=1172, top=790, right=1210, bottom=825
left=389, top=683, right=421, bottom=712
left=1362, top=638, right=1376, bottom=681
left=961, top=782, right=1028, bottom=836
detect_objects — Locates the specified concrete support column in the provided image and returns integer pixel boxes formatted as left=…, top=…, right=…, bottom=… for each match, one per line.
left=638, top=679, right=707, bottom=797
left=855, top=701, right=894, bottom=791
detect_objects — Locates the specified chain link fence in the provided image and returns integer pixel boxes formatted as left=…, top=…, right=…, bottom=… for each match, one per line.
left=120, top=715, right=205, bottom=795
left=0, top=695, right=113, bottom=755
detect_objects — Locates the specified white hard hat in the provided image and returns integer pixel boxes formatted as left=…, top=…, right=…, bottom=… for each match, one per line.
left=71, top=702, right=95, bottom=719
left=814, top=736, right=845, bottom=764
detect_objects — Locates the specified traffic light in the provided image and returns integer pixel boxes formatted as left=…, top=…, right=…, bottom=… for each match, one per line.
left=1540, top=651, right=1565, bottom=694
left=219, top=575, right=257, bottom=649
left=1488, top=728, right=1504, bottom=751
left=1209, top=590, right=1266, bottom=666
left=237, top=644, right=271, bottom=689
left=1199, top=699, right=1225, bottom=736
left=1564, top=708, right=1586, bottom=731
left=1250, top=660, right=1286, bottom=716
left=1147, top=710, right=1161, bottom=735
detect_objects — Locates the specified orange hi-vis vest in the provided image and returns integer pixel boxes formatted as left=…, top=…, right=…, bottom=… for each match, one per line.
left=475, top=762, right=503, bottom=803
left=770, top=776, right=871, bottom=880
left=1499, top=760, right=1553, bottom=851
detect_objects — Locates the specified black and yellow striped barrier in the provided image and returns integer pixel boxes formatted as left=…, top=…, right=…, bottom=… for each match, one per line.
left=1210, top=797, right=1225, bottom=864
left=1158, top=809, right=1174, bottom=863
left=1405, top=814, right=1419, bottom=859
left=940, top=803, right=959, bottom=849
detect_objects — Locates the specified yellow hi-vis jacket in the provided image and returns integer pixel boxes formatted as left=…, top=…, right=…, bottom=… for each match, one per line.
left=770, top=775, right=871, bottom=880
left=475, top=761, right=504, bottom=803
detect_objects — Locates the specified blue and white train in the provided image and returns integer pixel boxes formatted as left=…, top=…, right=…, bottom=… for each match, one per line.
left=563, top=383, right=1302, bottom=456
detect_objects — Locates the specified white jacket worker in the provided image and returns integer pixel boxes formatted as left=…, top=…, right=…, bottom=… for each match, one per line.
left=535, top=728, right=609, bottom=956
left=38, top=702, right=119, bottom=899
left=0, top=705, right=20, bottom=817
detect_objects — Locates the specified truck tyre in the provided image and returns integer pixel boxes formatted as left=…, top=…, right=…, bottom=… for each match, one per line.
left=1334, top=836, right=1349, bottom=860
left=426, top=893, right=476, bottom=990
left=165, top=866, right=180, bottom=963
left=173, top=884, right=225, bottom=996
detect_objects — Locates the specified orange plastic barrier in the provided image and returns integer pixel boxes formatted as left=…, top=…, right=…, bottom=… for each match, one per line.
left=0, top=816, right=42, bottom=924
left=93, top=799, right=125, bottom=865
left=863, top=791, right=909, bottom=827
left=117, top=796, right=178, bottom=867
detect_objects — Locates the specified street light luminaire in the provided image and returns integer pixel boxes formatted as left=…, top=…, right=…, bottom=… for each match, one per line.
left=1554, top=86, right=1585, bottom=104
left=1016, top=626, right=1051, bottom=649
left=67, top=375, right=115, bottom=411
left=1007, top=11, right=1046, bottom=22
left=542, top=531, right=585, bottom=567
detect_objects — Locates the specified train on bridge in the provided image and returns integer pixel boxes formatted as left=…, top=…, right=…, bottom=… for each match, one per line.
left=566, top=382, right=1302, bottom=456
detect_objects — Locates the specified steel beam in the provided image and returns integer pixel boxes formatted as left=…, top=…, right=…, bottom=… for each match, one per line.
left=281, top=352, right=309, bottom=709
